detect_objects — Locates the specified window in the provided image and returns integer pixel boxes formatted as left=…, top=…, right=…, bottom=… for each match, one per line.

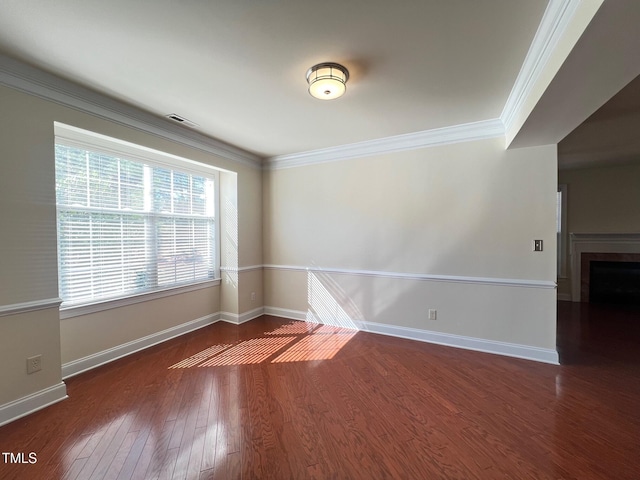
left=54, top=124, right=219, bottom=310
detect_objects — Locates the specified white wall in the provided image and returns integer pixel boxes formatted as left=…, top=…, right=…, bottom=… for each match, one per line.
left=264, top=139, right=558, bottom=360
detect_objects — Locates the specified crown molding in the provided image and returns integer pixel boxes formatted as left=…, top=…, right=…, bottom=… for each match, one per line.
left=264, top=0, right=583, bottom=172
left=264, top=118, right=505, bottom=170
left=500, top=0, right=581, bottom=134
left=0, top=54, right=262, bottom=169
left=0, top=0, right=578, bottom=173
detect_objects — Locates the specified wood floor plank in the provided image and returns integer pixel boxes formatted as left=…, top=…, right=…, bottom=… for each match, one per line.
left=281, top=370, right=337, bottom=476
left=117, top=426, right=157, bottom=480
left=136, top=420, right=176, bottom=480
left=87, top=414, right=136, bottom=480
left=1, top=304, right=640, bottom=479
left=75, top=414, right=131, bottom=479
left=198, top=376, right=221, bottom=473
left=102, top=431, right=138, bottom=480
left=170, top=384, right=204, bottom=480
left=153, top=447, right=179, bottom=480
left=224, top=451, right=241, bottom=480
left=64, top=457, right=88, bottom=480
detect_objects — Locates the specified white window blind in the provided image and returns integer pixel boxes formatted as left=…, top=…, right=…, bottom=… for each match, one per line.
left=55, top=126, right=219, bottom=308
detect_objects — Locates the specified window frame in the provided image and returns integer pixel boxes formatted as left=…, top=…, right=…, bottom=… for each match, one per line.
left=54, top=123, right=221, bottom=319
left=557, top=184, right=568, bottom=278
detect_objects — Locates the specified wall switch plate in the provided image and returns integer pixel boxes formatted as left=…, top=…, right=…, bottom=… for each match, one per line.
left=27, top=355, right=42, bottom=374
left=428, top=309, right=437, bottom=320
left=533, top=239, right=543, bottom=251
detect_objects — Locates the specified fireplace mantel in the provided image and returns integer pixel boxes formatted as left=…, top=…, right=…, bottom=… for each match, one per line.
left=570, top=233, right=640, bottom=302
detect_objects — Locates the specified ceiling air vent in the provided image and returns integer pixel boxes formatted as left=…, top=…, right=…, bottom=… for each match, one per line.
left=165, top=114, right=198, bottom=128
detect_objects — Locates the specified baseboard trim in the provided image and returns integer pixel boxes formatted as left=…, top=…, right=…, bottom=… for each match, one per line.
left=0, top=382, right=68, bottom=427
left=263, top=306, right=308, bottom=322
left=220, top=307, right=264, bottom=325
left=264, top=307, right=559, bottom=365
left=62, top=313, right=220, bottom=379
left=359, top=320, right=559, bottom=365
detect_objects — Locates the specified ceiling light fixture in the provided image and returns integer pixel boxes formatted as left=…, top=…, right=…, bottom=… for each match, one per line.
left=306, top=62, right=349, bottom=100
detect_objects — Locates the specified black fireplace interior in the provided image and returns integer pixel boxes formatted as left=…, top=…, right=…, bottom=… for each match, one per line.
left=589, top=261, right=640, bottom=305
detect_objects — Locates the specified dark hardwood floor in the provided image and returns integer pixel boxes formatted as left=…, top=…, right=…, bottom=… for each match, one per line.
left=1, top=303, right=639, bottom=479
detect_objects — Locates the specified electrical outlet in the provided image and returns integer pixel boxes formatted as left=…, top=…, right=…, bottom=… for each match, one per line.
left=251, top=292, right=256, bottom=302
left=27, top=355, right=42, bottom=374
left=428, top=309, right=437, bottom=321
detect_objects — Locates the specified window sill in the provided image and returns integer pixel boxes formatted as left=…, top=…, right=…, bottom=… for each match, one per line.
left=60, top=278, right=221, bottom=320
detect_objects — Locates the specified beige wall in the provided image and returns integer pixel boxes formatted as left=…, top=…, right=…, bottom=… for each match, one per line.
left=238, top=269, right=264, bottom=314
left=264, top=139, right=558, bottom=350
left=0, top=308, right=63, bottom=406
left=558, top=162, right=640, bottom=297
left=559, top=163, right=640, bottom=233
left=0, top=85, right=262, bottom=411
left=60, top=286, right=220, bottom=364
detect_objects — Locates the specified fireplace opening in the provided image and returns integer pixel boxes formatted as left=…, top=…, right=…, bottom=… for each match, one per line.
left=589, top=261, right=640, bottom=305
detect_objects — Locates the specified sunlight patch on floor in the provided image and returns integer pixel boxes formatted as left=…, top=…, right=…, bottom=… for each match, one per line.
left=198, top=336, right=297, bottom=367
left=272, top=330, right=356, bottom=363
left=168, top=321, right=357, bottom=369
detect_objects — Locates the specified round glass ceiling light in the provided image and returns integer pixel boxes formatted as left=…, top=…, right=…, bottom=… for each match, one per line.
left=306, top=62, right=349, bottom=100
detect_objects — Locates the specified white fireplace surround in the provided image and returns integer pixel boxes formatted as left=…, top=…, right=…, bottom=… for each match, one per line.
left=570, top=233, right=640, bottom=302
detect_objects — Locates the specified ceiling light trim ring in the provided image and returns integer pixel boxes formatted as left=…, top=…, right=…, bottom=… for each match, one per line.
left=306, top=62, right=349, bottom=100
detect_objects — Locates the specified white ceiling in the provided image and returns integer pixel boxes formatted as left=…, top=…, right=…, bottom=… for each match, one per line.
left=0, top=0, right=548, bottom=158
